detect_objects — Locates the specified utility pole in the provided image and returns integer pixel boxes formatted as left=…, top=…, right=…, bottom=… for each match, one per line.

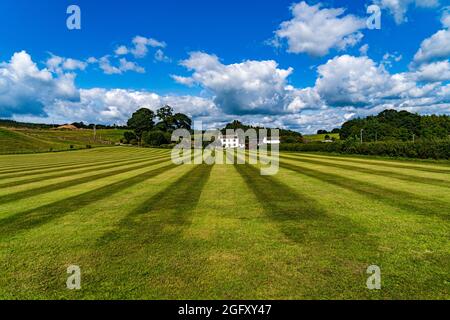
left=360, top=129, right=364, bottom=144
left=93, top=124, right=97, bottom=142
left=412, top=134, right=415, bottom=143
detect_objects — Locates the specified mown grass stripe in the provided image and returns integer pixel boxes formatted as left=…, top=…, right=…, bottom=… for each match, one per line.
left=0, top=162, right=183, bottom=240
left=0, top=149, right=169, bottom=174
left=97, top=163, right=213, bottom=246
left=285, top=152, right=450, bottom=174
left=280, top=154, right=450, bottom=188
left=0, top=149, right=170, bottom=179
left=0, top=153, right=170, bottom=189
left=279, top=161, right=449, bottom=220
left=0, top=156, right=174, bottom=205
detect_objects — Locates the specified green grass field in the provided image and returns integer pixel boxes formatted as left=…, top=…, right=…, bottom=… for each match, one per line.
left=0, top=147, right=448, bottom=299
left=303, top=133, right=340, bottom=142
left=0, top=127, right=126, bottom=154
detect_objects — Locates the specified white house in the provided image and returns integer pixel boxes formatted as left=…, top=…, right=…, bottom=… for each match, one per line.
left=219, top=135, right=245, bottom=149
left=262, top=137, right=281, bottom=145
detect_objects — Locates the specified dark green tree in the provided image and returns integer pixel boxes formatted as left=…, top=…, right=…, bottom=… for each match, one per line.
left=142, top=130, right=170, bottom=146
left=172, top=113, right=192, bottom=130
left=126, top=108, right=155, bottom=143
left=156, top=105, right=174, bottom=128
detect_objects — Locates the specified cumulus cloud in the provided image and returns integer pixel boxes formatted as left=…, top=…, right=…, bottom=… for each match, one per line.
left=2, top=49, right=449, bottom=134
left=381, top=52, right=403, bottom=68
left=315, top=55, right=394, bottom=107
left=115, top=36, right=166, bottom=59
left=359, top=44, right=370, bottom=56
left=412, top=12, right=450, bottom=65
left=377, top=0, right=440, bottom=24
left=114, top=45, right=129, bottom=56
left=43, top=88, right=219, bottom=125
left=272, top=1, right=366, bottom=56
left=411, top=60, right=450, bottom=81
left=171, top=75, right=195, bottom=86
left=175, top=52, right=300, bottom=115
left=311, top=54, right=450, bottom=121
left=46, top=54, right=87, bottom=74
left=154, top=49, right=171, bottom=62
left=97, top=56, right=145, bottom=75
left=0, top=51, right=79, bottom=117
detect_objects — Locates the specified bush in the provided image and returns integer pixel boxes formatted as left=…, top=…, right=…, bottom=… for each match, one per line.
left=280, top=139, right=450, bottom=159
left=123, top=131, right=137, bottom=144
left=142, top=130, right=170, bottom=147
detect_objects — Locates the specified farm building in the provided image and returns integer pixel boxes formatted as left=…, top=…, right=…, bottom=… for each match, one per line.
left=219, top=135, right=245, bottom=149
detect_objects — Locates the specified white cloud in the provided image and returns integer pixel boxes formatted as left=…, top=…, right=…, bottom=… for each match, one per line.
left=46, top=54, right=87, bottom=74
left=42, top=88, right=219, bottom=125
left=97, top=56, right=145, bottom=75
left=359, top=44, right=369, bottom=56
left=130, top=36, right=166, bottom=58
left=176, top=52, right=297, bottom=114
left=315, top=55, right=393, bottom=107
left=412, top=18, right=450, bottom=65
left=273, top=1, right=366, bottom=56
left=154, top=49, right=171, bottom=62
left=171, top=75, right=195, bottom=86
left=382, top=52, right=403, bottom=68
left=377, top=0, right=440, bottom=24
left=2, top=50, right=449, bottom=134
left=313, top=54, right=449, bottom=110
left=0, top=51, right=79, bottom=117
left=114, top=45, right=129, bottom=56
left=411, top=60, right=450, bottom=81
left=114, top=36, right=167, bottom=60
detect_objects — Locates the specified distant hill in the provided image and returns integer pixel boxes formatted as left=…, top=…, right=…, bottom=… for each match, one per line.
left=0, top=126, right=126, bottom=154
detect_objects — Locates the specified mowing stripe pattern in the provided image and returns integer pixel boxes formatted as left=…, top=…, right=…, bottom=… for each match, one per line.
left=0, top=147, right=448, bottom=299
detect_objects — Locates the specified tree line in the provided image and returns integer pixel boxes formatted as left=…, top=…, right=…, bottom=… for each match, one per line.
left=339, top=109, right=450, bottom=142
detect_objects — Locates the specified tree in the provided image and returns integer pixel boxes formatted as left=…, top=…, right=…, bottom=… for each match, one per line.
left=157, top=105, right=174, bottom=128
left=172, top=113, right=192, bottom=130
left=127, top=108, right=155, bottom=142
left=142, top=130, right=170, bottom=146
left=317, top=129, right=329, bottom=134
left=331, top=128, right=341, bottom=134
left=123, top=131, right=137, bottom=144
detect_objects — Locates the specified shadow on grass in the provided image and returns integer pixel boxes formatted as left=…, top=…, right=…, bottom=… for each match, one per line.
left=289, top=153, right=450, bottom=174
left=280, top=155, right=450, bottom=189
left=280, top=161, right=449, bottom=221
left=97, top=164, right=213, bottom=246
left=0, top=157, right=171, bottom=205
left=0, top=153, right=169, bottom=189
left=234, top=164, right=375, bottom=247
left=0, top=163, right=179, bottom=240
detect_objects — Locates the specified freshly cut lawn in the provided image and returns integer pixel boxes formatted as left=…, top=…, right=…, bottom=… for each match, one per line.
left=0, top=147, right=448, bottom=299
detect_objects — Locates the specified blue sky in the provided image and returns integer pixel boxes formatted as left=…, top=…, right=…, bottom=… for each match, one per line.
left=0, top=0, right=449, bottom=133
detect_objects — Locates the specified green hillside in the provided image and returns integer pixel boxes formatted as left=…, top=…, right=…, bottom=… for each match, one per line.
left=0, top=127, right=126, bottom=154
left=303, top=133, right=340, bottom=142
